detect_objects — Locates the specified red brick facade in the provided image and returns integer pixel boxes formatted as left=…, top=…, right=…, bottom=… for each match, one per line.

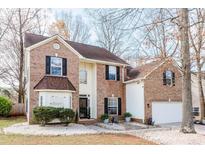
left=96, top=64, right=125, bottom=118
left=28, top=38, right=125, bottom=122
left=29, top=39, right=79, bottom=121
left=143, top=60, right=182, bottom=121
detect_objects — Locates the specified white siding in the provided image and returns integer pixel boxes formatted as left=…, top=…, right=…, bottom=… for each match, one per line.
left=79, top=62, right=97, bottom=118
left=126, top=82, right=145, bottom=121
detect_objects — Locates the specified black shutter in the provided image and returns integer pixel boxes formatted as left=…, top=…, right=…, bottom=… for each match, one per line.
left=163, top=72, right=166, bottom=85
left=118, top=98, right=122, bottom=115
left=172, top=72, right=175, bottom=86
left=104, top=98, right=108, bottom=114
left=62, top=58, right=67, bottom=76
left=105, top=65, right=109, bottom=80
left=117, top=66, right=120, bottom=81
left=46, top=56, right=50, bottom=75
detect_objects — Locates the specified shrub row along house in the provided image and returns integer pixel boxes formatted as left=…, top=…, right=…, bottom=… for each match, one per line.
left=24, top=33, right=202, bottom=124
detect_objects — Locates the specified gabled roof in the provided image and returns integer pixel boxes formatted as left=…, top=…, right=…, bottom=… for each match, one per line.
left=125, top=59, right=175, bottom=82
left=24, top=33, right=127, bottom=65
left=34, top=76, right=76, bottom=91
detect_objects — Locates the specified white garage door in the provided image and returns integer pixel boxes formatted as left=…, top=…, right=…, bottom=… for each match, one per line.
left=152, top=102, right=182, bottom=124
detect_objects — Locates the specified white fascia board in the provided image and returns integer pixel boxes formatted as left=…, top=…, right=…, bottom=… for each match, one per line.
left=26, top=35, right=83, bottom=58
left=34, top=89, right=76, bottom=93
left=80, top=58, right=128, bottom=66
left=123, top=78, right=144, bottom=84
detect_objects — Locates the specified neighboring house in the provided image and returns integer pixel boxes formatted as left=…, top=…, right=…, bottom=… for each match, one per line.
left=124, top=59, right=183, bottom=124
left=191, top=73, right=205, bottom=121
left=24, top=33, right=127, bottom=123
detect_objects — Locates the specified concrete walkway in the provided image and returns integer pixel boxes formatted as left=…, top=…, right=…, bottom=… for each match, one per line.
left=3, top=122, right=146, bottom=136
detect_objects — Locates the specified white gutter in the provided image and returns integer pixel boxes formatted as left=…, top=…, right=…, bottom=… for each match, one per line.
left=123, top=77, right=145, bottom=84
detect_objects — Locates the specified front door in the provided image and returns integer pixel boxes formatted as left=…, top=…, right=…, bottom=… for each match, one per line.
left=79, top=98, right=90, bottom=118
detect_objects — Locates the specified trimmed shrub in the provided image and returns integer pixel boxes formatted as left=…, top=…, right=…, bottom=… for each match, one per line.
left=0, top=96, right=12, bottom=117
left=33, top=106, right=75, bottom=126
left=59, top=108, right=75, bottom=126
left=33, top=107, right=59, bottom=126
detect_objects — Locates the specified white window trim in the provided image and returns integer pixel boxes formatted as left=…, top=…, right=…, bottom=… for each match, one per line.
left=109, top=65, right=117, bottom=81
left=108, top=97, right=118, bottom=115
left=39, top=92, right=72, bottom=109
left=50, top=56, right=63, bottom=76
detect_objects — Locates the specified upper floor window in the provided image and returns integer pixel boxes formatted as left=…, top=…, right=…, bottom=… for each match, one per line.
left=109, top=66, right=117, bottom=80
left=46, top=56, right=67, bottom=76
left=163, top=70, right=175, bottom=86
left=80, top=70, right=87, bottom=84
left=51, top=57, right=62, bottom=76
left=105, top=65, right=120, bottom=81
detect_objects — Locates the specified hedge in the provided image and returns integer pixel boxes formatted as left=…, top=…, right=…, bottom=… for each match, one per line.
left=0, top=96, right=12, bottom=117
left=33, top=106, right=75, bottom=126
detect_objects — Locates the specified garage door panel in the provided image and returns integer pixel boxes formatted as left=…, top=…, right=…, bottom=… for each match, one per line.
left=152, top=102, right=182, bottom=124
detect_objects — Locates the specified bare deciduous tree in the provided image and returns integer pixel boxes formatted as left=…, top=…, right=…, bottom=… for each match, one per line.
left=48, top=20, right=70, bottom=39
left=142, top=9, right=179, bottom=59
left=54, top=10, right=91, bottom=43
left=88, top=9, right=136, bottom=57
left=0, top=8, right=44, bottom=104
left=180, top=8, right=195, bottom=133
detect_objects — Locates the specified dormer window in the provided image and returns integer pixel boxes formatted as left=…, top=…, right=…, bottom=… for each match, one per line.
left=163, top=70, right=175, bottom=86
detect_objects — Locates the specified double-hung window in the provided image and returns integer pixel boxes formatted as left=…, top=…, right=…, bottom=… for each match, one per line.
left=109, top=66, right=117, bottom=80
left=105, top=65, right=120, bottom=81
left=80, top=69, right=87, bottom=84
left=163, top=70, right=175, bottom=86
left=50, top=57, right=62, bottom=76
left=108, top=97, right=118, bottom=115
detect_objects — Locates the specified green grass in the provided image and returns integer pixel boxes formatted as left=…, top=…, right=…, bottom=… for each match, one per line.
left=0, top=116, right=26, bottom=129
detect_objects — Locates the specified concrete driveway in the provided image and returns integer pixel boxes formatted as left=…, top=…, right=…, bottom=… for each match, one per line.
left=159, top=122, right=205, bottom=135
left=128, top=123, right=205, bottom=144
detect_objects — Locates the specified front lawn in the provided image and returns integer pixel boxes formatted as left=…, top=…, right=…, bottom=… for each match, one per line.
left=0, top=116, right=26, bottom=129
left=0, top=116, right=155, bottom=145
left=0, top=133, right=155, bottom=145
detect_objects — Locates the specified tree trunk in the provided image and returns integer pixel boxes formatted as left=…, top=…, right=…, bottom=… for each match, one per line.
left=180, top=8, right=195, bottom=133
left=18, top=9, right=25, bottom=104
left=196, top=59, right=205, bottom=120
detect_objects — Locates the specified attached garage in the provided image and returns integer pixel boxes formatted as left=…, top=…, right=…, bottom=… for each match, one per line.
left=152, top=102, right=182, bottom=124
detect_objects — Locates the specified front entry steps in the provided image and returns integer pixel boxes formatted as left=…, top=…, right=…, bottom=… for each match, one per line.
left=78, top=118, right=98, bottom=125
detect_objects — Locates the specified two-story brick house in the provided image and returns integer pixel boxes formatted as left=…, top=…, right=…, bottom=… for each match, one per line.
left=24, top=33, right=127, bottom=123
